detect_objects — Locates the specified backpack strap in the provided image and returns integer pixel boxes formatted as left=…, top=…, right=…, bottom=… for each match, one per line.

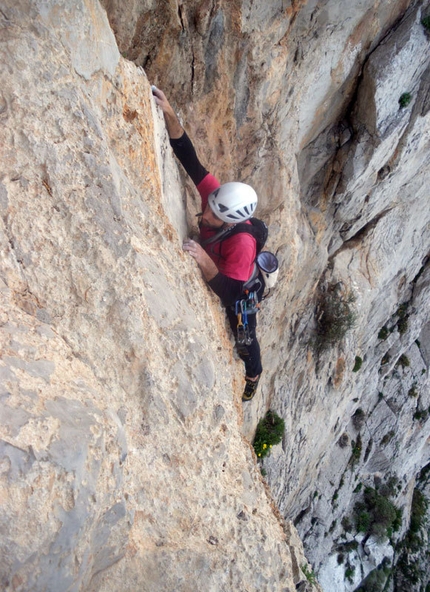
left=201, top=222, right=261, bottom=249
left=200, top=224, right=237, bottom=247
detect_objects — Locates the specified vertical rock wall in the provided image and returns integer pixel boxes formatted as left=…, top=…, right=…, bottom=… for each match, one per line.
left=101, top=0, right=430, bottom=589
left=0, top=1, right=317, bottom=591
left=1, top=0, right=430, bottom=590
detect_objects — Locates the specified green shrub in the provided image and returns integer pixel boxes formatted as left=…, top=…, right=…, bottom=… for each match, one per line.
left=396, top=303, right=409, bottom=333
left=301, top=563, right=317, bottom=585
left=345, top=563, right=355, bottom=583
left=315, top=283, right=357, bottom=350
left=354, top=487, right=398, bottom=539
left=410, top=489, right=428, bottom=533
left=422, top=16, right=430, bottom=30
left=395, top=490, right=428, bottom=586
left=396, top=552, right=422, bottom=585
left=353, top=356, right=363, bottom=372
left=408, top=384, right=418, bottom=397
left=397, top=303, right=409, bottom=317
left=356, top=509, right=371, bottom=533
left=392, top=508, right=403, bottom=533
left=378, top=326, right=389, bottom=340
left=338, top=540, right=358, bottom=553
left=399, top=92, right=412, bottom=108
left=350, top=435, right=362, bottom=466
left=397, top=316, right=409, bottom=334
left=253, top=410, right=285, bottom=459
left=413, top=409, right=428, bottom=421
left=398, top=354, right=410, bottom=368
left=357, top=565, right=391, bottom=592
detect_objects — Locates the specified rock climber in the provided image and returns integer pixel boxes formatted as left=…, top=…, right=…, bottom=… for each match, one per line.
left=152, top=86, right=264, bottom=401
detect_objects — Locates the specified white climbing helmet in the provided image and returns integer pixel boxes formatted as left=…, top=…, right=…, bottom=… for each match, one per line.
left=208, top=182, right=258, bottom=223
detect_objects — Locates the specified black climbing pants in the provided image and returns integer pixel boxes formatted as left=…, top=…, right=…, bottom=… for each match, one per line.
left=225, top=307, right=263, bottom=379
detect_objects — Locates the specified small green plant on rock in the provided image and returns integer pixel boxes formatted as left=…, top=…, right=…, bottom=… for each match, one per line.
left=356, top=509, right=371, bottom=533
left=408, top=384, right=418, bottom=397
left=253, top=410, right=285, bottom=459
left=353, top=356, right=363, bottom=372
left=409, top=488, right=428, bottom=535
left=394, top=489, right=428, bottom=586
left=301, top=563, right=317, bottom=585
left=399, top=92, right=412, bottom=108
left=315, top=283, right=357, bottom=350
left=398, top=354, right=410, bottom=368
left=345, top=563, right=355, bottom=583
left=353, top=486, right=399, bottom=539
left=378, top=326, right=389, bottom=340
left=397, top=316, right=409, bottom=334
left=396, top=303, right=409, bottom=334
left=413, top=409, right=429, bottom=422
left=422, top=16, right=430, bottom=30
left=356, top=563, right=391, bottom=592
left=350, top=434, right=362, bottom=466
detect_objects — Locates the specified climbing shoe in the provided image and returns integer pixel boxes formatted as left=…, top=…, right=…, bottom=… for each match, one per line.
left=242, top=375, right=260, bottom=401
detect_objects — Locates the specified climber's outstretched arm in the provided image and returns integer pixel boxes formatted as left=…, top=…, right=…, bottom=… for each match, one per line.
left=152, top=86, right=209, bottom=187
left=152, top=87, right=183, bottom=139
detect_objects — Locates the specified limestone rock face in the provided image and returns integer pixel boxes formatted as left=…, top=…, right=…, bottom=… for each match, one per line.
left=1, top=0, right=430, bottom=591
left=101, top=0, right=430, bottom=588
left=0, top=1, right=313, bottom=591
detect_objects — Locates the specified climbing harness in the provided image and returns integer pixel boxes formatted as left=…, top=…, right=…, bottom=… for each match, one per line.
left=201, top=216, right=280, bottom=348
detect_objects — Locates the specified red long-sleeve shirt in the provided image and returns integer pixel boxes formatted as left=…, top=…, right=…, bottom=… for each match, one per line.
left=197, top=174, right=256, bottom=282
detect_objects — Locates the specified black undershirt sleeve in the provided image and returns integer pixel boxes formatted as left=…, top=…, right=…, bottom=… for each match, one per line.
left=170, top=134, right=242, bottom=305
left=170, top=132, right=208, bottom=186
left=207, top=273, right=244, bottom=307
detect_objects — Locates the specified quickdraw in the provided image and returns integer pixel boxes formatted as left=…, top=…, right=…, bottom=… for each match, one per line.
left=235, top=291, right=260, bottom=346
